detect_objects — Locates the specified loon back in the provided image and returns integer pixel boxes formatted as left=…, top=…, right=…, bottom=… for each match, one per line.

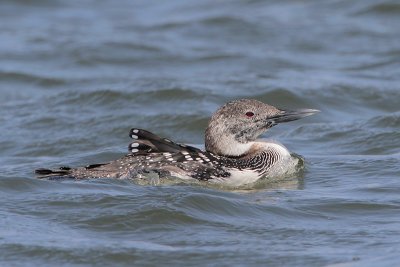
left=35, top=99, right=318, bottom=185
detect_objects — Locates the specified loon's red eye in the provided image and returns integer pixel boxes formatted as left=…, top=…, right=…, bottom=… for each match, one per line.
left=245, top=111, right=254, bottom=117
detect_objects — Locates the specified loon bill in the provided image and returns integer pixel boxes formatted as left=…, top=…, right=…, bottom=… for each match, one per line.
left=35, top=99, right=319, bottom=186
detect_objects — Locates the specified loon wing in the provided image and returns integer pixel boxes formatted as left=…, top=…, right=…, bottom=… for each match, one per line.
left=128, top=128, right=201, bottom=154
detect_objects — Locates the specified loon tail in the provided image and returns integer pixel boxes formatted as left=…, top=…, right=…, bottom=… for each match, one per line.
left=35, top=167, right=72, bottom=179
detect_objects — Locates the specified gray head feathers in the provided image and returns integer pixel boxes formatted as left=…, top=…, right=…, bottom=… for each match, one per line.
left=205, top=99, right=318, bottom=156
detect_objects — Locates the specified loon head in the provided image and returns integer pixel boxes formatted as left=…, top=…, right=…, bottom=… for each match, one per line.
left=205, top=99, right=318, bottom=157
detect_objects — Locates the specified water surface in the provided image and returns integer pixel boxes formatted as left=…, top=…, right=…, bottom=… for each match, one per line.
left=1, top=0, right=400, bottom=266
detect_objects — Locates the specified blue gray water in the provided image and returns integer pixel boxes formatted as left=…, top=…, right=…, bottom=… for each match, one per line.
left=1, top=0, right=400, bottom=266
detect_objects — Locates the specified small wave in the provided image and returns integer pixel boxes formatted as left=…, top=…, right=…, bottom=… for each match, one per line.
left=51, top=88, right=208, bottom=107
left=289, top=119, right=400, bottom=156
left=364, top=113, right=400, bottom=128
left=352, top=1, right=400, bottom=16
left=0, top=71, right=65, bottom=87
left=305, top=201, right=400, bottom=215
left=253, top=89, right=312, bottom=109
left=73, top=41, right=171, bottom=66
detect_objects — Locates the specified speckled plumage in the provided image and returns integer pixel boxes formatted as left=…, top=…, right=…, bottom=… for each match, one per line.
left=36, top=99, right=318, bottom=185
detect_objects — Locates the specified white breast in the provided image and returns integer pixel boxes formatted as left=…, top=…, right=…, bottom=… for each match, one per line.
left=212, top=141, right=295, bottom=187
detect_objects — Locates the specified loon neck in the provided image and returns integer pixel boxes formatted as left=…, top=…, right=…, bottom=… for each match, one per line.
left=205, top=130, right=253, bottom=157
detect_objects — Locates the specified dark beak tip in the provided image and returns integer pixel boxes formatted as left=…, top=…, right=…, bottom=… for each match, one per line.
left=272, top=108, right=320, bottom=124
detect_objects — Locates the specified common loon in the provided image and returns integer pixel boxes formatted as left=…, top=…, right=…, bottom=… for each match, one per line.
left=35, top=99, right=318, bottom=186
